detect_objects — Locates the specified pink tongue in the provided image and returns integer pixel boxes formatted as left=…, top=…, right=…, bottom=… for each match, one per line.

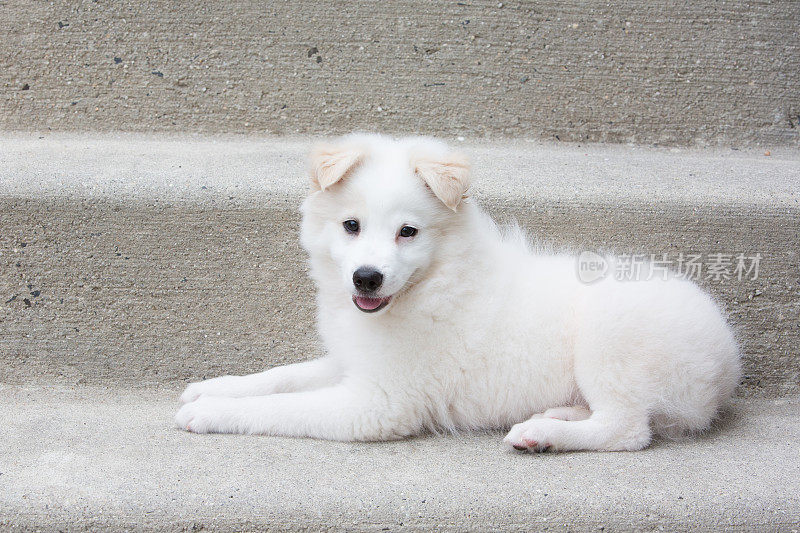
left=355, top=296, right=383, bottom=310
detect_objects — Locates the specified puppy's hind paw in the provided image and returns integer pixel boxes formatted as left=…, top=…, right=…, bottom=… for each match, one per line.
left=503, top=419, right=556, bottom=453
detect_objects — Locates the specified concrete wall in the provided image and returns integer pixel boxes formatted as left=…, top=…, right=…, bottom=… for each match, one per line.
left=2, top=0, right=798, bottom=146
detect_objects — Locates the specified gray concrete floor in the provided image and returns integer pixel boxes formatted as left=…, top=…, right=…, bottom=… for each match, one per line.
left=1, top=384, right=799, bottom=531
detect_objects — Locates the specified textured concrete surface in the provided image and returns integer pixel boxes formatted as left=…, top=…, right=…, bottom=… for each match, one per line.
left=1, top=1, right=798, bottom=146
left=1, top=384, right=798, bottom=531
left=1, top=134, right=799, bottom=396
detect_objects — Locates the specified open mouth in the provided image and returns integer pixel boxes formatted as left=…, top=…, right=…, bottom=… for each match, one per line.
left=352, top=295, right=392, bottom=313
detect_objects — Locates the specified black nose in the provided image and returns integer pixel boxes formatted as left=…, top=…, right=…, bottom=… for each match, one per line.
left=353, top=266, right=383, bottom=293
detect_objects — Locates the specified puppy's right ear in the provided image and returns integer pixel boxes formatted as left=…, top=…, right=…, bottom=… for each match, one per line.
left=309, top=143, right=364, bottom=191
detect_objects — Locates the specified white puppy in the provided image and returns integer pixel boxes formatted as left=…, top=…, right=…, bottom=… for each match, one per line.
left=176, top=134, right=741, bottom=452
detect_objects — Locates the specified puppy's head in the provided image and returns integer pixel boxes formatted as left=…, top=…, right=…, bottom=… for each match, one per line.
left=300, top=134, right=470, bottom=314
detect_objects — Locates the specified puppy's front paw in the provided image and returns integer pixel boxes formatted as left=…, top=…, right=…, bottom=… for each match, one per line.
left=179, top=375, right=240, bottom=404
left=175, top=397, right=234, bottom=434
left=504, top=418, right=559, bottom=453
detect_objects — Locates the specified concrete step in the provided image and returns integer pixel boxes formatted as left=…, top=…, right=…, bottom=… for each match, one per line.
left=1, top=384, right=799, bottom=530
left=2, top=1, right=798, bottom=146
left=1, top=134, right=799, bottom=395
left=2, top=135, right=799, bottom=530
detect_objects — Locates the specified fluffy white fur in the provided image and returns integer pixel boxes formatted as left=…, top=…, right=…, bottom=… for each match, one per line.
left=176, top=134, right=741, bottom=452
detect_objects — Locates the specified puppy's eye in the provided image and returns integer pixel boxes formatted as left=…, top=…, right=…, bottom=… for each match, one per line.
left=343, top=219, right=360, bottom=234
left=399, top=226, right=418, bottom=238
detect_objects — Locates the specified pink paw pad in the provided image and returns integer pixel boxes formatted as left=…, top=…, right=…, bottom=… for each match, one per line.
left=523, top=438, right=551, bottom=452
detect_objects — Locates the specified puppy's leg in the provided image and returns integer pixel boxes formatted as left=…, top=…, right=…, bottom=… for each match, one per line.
left=175, top=379, right=415, bottom=441
left=179, top=357, right=340, bottom=403
left=504, top=408, right=651, bottom=452
left=541, top=406, right=592, bottom=421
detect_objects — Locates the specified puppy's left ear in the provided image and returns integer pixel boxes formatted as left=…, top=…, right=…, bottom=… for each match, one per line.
left=413, top=153, right=471, bottom=212
left=309, top=143, right=364, bottom=191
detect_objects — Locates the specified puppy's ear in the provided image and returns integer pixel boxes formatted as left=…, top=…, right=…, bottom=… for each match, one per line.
left=309, top=143, right=364, bottom=191
left=413, top=153, right=471, bottom=212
